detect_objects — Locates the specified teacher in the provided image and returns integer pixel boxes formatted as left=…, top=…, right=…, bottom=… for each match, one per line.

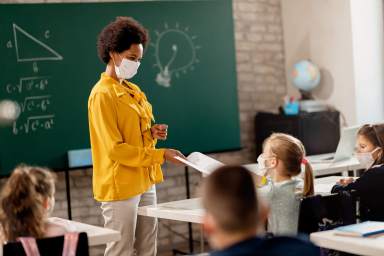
left=88, top=16, right=185, bottom=256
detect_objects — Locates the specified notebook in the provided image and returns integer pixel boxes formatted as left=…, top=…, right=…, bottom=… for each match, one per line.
left=334, top=221, right=384, bottom=237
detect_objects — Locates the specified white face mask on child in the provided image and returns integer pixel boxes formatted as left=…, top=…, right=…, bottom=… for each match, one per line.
left=355, top=147, right=380, bottom=169
left=256, top=154, right=275, bottom=176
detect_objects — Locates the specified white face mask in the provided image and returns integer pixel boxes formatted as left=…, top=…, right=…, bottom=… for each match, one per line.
left=114, top=55, right=140, bottom=80
left=256, top=154, right=275, bottom=176
left=355, top=147, right=380, bottom=169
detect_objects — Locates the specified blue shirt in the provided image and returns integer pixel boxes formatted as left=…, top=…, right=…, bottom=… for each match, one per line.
left=210, top=236, right=320, bottom=256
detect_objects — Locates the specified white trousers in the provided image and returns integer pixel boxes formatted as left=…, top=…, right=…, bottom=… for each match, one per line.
left=101, top=185, right=157, bottom=256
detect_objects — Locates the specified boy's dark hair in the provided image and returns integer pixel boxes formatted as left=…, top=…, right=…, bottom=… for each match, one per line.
left=202, top=165, right=258, bottom=233
left=97, top=16, right=149, bottom=64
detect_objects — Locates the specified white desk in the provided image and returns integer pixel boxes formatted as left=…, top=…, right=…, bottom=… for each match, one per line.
left=308, top=154, right=362, bottom=177
left=314, top=176, right=357, bottom=194
left=138, top=176, right=350, bottom=224
left=138, top=198, right=203, bottom=224
left=311, top=230, right=384, bottom=256
left=244, top=155, right=362, bottom=177
left=138, top=198, right=205, bottom=252
left=49, top=217, right=121, bottom=246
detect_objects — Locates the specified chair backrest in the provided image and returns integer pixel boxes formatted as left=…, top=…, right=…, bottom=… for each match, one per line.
left=3, top=232, right=89, bottom=256
left=297, top=191, right=357, bottom=234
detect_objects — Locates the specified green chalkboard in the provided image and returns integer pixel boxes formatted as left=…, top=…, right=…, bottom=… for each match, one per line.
left=0, top=0, right=240, bottom=174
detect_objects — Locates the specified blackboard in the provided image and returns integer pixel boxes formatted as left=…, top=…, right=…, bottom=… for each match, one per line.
left=0, top=0, right=240, bottom=174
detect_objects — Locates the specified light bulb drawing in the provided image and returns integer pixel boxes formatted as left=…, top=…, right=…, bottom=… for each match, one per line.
left=151, top=23, right=201, bottom=88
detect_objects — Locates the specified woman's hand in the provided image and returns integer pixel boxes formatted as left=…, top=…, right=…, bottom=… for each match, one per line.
left=164, top=149, right=186, bottom=164
left=151, top=124, right=168, bottom=140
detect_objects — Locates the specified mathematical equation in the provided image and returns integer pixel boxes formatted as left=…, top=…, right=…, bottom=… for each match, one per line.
left=5, top=76, right=49, bottom=94
left=3, top=22, right=63, bottom=136
left=3, top=77, right=55, bottom=135
left=11, top=95, right=54, bottom=135
left=12, top=115, right=54, bottom=135
left=20, top=95, right=51, bottom=113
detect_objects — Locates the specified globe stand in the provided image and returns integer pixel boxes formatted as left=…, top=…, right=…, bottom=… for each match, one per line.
left=299, top=90, right=328, bottom=112
left=299, top=90, right=314, bottom=100
left=300, top=102, right=328, bottom=113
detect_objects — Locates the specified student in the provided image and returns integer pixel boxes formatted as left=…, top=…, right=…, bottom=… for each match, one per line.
left=201, top=165, right=320, bottom=256
left=255, top=133, right=314, bottom=235
left=332, top=124, right=384, bottom=221
left=0, top=165, right=66, bottom=242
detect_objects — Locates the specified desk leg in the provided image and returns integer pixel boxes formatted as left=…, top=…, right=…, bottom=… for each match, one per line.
left=172, top=167, right=194, bottom=255
left=185, top=166, right=194, bottom=253
left=200, top=225, right=205, bottom=253
left=64, top=169, right=72, bottom=220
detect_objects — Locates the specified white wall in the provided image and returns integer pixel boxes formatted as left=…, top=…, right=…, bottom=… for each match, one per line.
left=281, top=0, right=310, bottom=80
left=282, top=0, right=384, bottom=126
left=350, top=0, right=384, bottom=124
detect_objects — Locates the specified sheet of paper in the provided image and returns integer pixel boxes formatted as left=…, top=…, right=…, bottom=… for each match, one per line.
left=174, top=156, right=210, bottom=174
left=174, top=152, right=224, bottom=175
left=314, top=183, right=335, bottom=194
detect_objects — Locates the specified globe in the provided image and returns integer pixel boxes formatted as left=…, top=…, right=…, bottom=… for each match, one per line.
left=291, top=60, right=321, bottom=92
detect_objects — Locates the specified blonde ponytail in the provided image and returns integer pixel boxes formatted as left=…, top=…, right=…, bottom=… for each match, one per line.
left=265, top=133, right=314, bottom=197
left=303, top=161, right=314, bottom=197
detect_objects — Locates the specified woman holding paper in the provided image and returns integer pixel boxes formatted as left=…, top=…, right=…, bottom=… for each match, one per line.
left=88, top=17, right=185, bottom=256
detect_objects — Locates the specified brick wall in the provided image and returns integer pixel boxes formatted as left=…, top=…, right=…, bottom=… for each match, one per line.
left=0, top=0, right=286, bottom=255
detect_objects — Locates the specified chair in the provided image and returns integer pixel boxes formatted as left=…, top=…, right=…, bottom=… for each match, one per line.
left=298, top=191, right=357, bottom=234
left=3, top=232, right=89, bottom=256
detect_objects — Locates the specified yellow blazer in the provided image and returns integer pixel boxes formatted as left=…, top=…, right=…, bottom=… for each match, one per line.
left=88, top=73, right=164, bottom=201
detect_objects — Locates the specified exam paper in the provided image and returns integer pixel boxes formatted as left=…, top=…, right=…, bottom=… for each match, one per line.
left=174, top=152, right=224, bottom=175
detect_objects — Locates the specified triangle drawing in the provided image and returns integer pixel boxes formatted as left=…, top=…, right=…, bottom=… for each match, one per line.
left=13, top=23, right=63, bottom=62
